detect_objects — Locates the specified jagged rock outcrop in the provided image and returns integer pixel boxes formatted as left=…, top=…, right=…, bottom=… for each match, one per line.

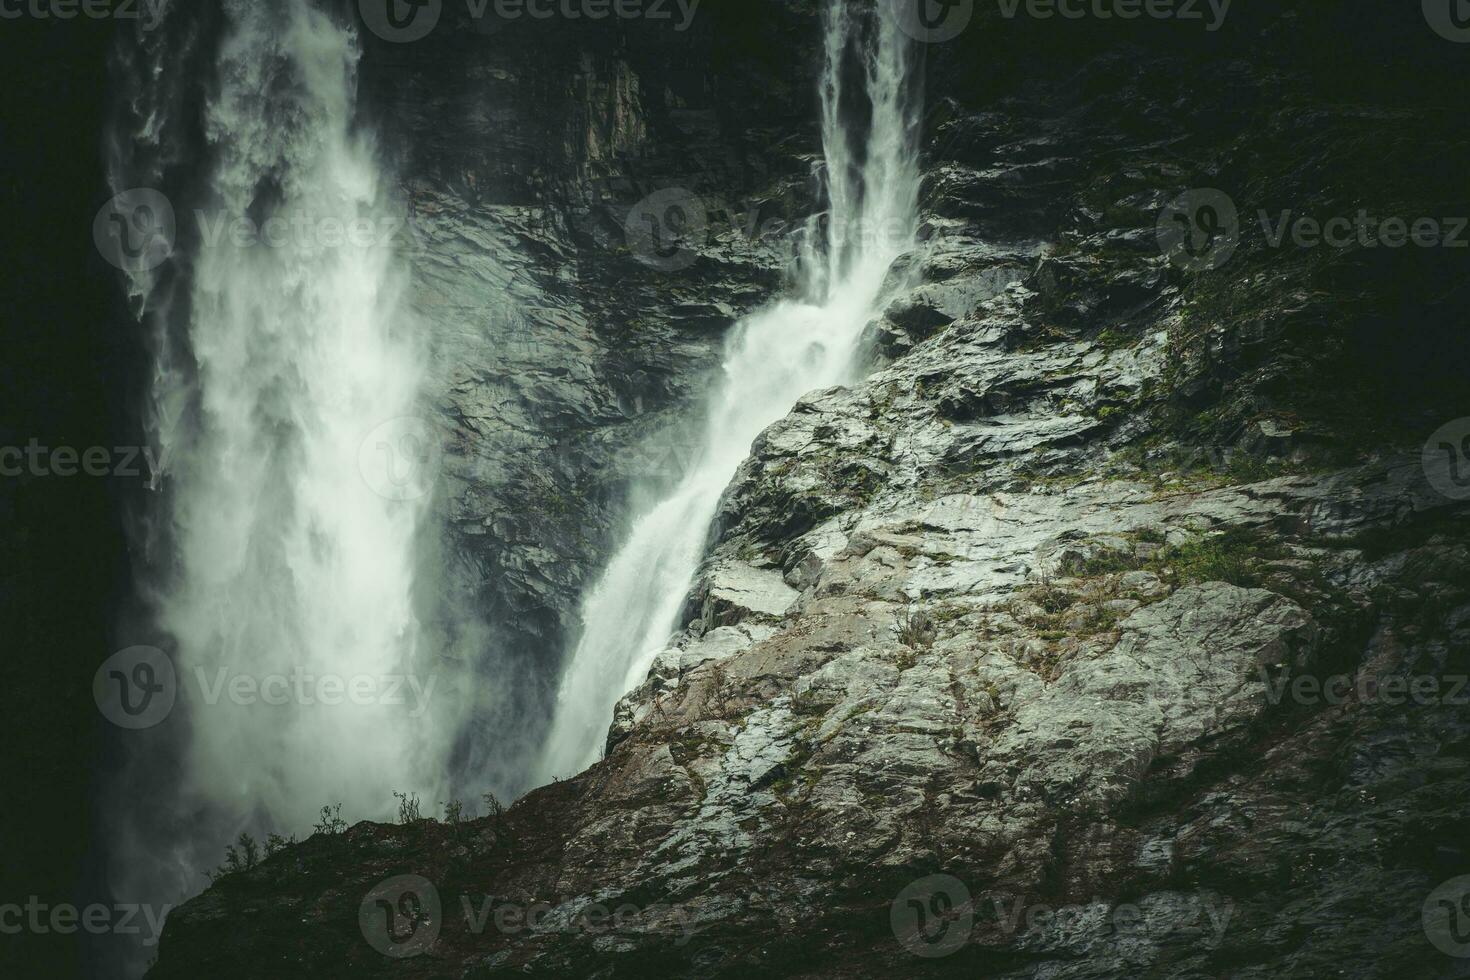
left=146, top=3, right=1470, bottom=978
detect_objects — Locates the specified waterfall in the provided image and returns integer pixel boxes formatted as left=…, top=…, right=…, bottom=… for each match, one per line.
left=106, top=0, right=453, bottom=917
left=538, top=0, right=921, bottom=781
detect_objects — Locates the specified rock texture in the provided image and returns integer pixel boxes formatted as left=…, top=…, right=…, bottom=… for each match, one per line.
left=147, top=3, right=1470, bottom=978
left=352, top=2, right=824, bottom=773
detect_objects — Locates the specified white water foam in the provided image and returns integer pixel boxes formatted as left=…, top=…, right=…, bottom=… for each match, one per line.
left=539, top=0, right=922, bottom=780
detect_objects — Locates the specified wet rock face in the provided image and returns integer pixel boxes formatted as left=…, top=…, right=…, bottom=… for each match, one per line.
left=149, top=3, right=1470, bottom=978
left=352, top=2, right=821, bottom=753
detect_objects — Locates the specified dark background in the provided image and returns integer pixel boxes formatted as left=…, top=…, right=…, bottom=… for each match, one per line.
left=0, top=12, right=133, bottom=978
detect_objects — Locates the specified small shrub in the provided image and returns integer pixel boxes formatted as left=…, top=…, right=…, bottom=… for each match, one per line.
left=265, top=833, right=295, bottom=857
left=895, top=602, right=936, bottom=650
left=313, top=803, right=347, bottom=836
left=209, top=832, right=260, bottom=882
left=395, top=791, right=423, bottom=825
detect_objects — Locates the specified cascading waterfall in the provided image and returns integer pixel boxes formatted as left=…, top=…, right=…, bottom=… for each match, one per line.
left=107, top=0, right=455, bottom=914
left=539, top=0, right=921, bottom=780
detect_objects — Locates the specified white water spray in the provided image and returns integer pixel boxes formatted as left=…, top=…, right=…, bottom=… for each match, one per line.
left=112, top=0, right=452, bottom=885
left=539, top=0, right=921, bottom=780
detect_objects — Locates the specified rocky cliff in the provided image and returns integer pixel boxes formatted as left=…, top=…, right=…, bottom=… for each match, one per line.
left=145, top=2, right=1470, bottom=977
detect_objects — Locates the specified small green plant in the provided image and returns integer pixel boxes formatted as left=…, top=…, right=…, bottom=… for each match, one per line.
left=1030, top=575, right=1076, bottom=614
left=442, top=799, right=464, bottom=828
left=209, top=832, right=260, bottom=882
left=313, top=803, right=347, bottom=836
left=791, top=685, right=830, bottom=717
left=394, top=791, right=423, bottom=824
left=895, top=601, right=936, bottom=650
left=265, top=832, right=295, bottom=857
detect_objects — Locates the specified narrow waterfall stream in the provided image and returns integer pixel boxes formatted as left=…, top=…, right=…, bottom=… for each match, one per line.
left=108, top=0, right=454, bottom=909
left=539, top=0, right=922, bottom=781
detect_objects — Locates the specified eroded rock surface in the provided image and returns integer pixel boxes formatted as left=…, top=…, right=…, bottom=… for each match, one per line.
left=147, top=4, right=1470, bottom=978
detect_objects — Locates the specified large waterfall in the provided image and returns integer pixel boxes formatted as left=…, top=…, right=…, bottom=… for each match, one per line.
left=106, top=0, right=455, bottom=922
left=539, top=0, right=922, bottom=780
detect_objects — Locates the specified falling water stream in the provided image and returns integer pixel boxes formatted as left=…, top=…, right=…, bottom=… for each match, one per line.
left=100, top=0, right=917, bottom=970
left=539, top=0, right=922, bottom=780
left=106, top=2, right=456, bottom=943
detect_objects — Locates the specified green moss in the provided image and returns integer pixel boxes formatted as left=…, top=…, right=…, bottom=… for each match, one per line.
left=1080, top=527, right=1283, bottom=588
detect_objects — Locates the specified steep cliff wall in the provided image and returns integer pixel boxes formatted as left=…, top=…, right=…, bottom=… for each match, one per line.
left=145, top=2, right=1470, bottom=977
left=353, top=0, right=823, bottom=772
